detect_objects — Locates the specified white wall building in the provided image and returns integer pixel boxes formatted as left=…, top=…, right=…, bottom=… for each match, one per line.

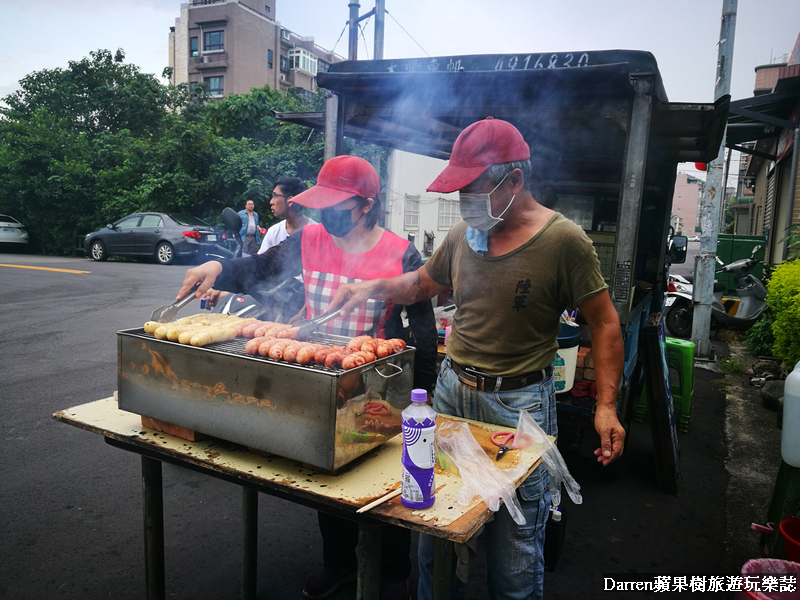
left=384, top=150, right=459, bottom=257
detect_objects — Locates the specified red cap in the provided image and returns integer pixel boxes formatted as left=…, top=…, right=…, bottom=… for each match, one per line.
left=292, top=155, right=379, bottom=209
left=427, top=117, right=530, bottom=193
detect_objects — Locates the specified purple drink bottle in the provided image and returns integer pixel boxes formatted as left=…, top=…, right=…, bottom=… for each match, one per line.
left=401, top=389, right=437, bottom=509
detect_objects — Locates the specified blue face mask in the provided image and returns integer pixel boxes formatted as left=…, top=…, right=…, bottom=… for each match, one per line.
left=321, top=206, right=362, bottom=238
left=458, top=172, right=515, bottom=231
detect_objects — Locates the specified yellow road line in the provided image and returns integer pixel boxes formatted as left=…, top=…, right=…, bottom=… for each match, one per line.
left=0, top=264, right=91, bottom=274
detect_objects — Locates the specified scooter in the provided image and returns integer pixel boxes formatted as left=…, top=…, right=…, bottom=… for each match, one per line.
left=664, top=245, right=767, bottom=338
left=203, top=207, right=305, bottom=323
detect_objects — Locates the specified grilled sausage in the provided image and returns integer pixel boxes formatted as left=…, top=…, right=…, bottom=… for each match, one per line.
left=244, top=336, right=271, bottom=355
left=376, top=343, right=393, bottom=358
left=360, top=339, right=378, bottom=354
left=276, top=326, right=299, bottom=340
left=347, top=336, right=372, bottom=350
left=268, top=340, right=293, bottom=360
left=242, top=320, right=270, bottom=338
left=355, top=351, right=376, bottom=363
left=342, top=354, right=364, bottom=370
left=258, top=338, right=286, bottom=357
left=190, top=328, right=236, bottom=347
left=325, top=351, right=347, bottom=369
left=283, top=341, right=307, bottom=363
left=295, top=344, right=318, bottom=365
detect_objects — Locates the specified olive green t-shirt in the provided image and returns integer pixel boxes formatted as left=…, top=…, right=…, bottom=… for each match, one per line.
left=425, top=214, right=607, bottom=376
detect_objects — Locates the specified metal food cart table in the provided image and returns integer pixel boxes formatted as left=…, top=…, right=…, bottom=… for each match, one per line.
left=54, top=398, right=543, bottom=600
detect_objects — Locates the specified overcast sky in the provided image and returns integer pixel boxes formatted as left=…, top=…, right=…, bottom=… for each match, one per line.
left=2, top=0, right=798, bottom=180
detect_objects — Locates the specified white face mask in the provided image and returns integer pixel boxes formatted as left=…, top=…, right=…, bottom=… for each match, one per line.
left=458, top=171, right=515, bottom=231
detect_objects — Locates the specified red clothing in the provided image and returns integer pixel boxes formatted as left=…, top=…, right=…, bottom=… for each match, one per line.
left=300, top=223, right=410, bottom=338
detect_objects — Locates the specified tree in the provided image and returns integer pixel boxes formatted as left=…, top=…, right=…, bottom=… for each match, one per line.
left=2, top=49, right=185, bottom=138
left=0, top=51, right=386, bottom=255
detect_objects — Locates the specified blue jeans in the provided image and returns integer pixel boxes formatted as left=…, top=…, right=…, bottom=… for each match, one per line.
left=418, top=358, right=557, bottom=600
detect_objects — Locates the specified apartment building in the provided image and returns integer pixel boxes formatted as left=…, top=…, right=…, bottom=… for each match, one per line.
left=168, top=0, right=342, bottom=98
left=670, top=172, right=703, bottom=236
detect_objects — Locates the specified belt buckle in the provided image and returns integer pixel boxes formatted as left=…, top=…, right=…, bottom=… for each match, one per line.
left=464, top=366, right=488, bottom=391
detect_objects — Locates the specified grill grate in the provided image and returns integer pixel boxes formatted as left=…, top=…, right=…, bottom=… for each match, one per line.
left=124, top=328, right=410, bottom=375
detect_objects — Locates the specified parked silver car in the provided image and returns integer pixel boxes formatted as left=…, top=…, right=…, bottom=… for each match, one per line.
left=0, top=215, right=29, bottom=248
left=84, top=212, right=224, bottom=265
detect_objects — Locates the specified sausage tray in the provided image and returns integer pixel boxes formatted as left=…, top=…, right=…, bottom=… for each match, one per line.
left=116, top=327, right=415, bottom=471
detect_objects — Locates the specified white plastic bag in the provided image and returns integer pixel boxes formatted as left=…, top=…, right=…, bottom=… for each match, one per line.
left=436, top=421, right=527, bottom=525
left=511, top=410, right=583, bottom=508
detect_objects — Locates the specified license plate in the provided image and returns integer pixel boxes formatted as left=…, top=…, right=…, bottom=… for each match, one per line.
left=665, top=296, right=675, bottom=307
left=3, top=228, right=14, bottom=233
left=206, top=234, right=217, bottom=242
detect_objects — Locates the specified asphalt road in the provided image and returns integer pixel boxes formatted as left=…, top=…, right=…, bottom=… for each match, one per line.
left=0, top=253, right=771, bottom=599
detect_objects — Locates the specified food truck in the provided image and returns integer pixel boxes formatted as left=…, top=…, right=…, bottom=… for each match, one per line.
left=275, top=49, right=728, bottom=475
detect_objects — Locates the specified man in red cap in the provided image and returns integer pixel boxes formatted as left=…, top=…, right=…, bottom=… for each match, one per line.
left=177, top=155, right=437, bottom=600
left=328, top=118, right=625, bottom=600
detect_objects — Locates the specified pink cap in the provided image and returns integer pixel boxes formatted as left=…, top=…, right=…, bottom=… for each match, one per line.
left=427, top=117, right=530, bottom=193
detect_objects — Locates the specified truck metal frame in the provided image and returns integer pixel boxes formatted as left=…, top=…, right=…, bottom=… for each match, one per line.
left=275, top=49, right=727, bottom=425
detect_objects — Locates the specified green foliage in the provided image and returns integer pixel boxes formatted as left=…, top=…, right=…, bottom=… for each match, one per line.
left=720, top=357, right=748, bottom=375
left=2, top=49, right=187, bottom=138
left=0, top=51, right=331, bottom=254
left=766, top=260, right=800, bottom=367
left=778, top=222, right=800, bottom=261
left=746, top=310, right=775, bottom=358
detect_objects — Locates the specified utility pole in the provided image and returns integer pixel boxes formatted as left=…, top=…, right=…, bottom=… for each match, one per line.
left=691, top=0, right=737, bottom=359
left=374, top=0, right=385, bottom=60
left=348, top=2, right=360, bottom=61
left=347, top=1, right=386, bottom=61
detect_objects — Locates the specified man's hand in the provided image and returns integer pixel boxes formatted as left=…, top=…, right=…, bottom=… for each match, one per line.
left=176, top=261, right=224, bottom=300
left=328, top=280, right=380, bottom=317
left=593, top=406, right=626, bottom=466
left=201, top=289, right=228, bottom=310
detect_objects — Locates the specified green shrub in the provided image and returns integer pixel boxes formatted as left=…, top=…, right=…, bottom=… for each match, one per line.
left=767, top=260, right=800, bottom=368
left=746, top=310, right=775, bottom=357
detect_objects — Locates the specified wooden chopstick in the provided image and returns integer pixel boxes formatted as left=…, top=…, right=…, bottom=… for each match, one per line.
left=356, top=488, right=402, bottom=513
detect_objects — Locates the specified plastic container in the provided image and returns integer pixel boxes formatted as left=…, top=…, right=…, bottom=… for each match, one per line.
left=552, top=323, right=581, bottom=393
left=782, top=361, right=800, bottom=468
left=401, top=389, right=437, bottom=509
left=736, top=558, right=800, bottom=599
left=779, top=517, right=800, bottom=562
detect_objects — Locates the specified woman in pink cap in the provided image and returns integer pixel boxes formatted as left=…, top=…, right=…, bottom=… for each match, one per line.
left=178, top=155, right=437, bottom=600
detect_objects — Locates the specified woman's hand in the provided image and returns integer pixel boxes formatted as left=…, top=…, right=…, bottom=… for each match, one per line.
left=176, top=261, right=224, bottom=300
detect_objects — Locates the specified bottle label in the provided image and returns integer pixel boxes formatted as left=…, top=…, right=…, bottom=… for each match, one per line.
left=402, top=465, right=434, bottom=504
left=402, top=424, right=435, bottom=468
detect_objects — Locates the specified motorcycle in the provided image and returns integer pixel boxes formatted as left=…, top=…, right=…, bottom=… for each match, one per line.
left=202, top=207, right=306, bottom=323
left=664, top=245, right=767, bottom=338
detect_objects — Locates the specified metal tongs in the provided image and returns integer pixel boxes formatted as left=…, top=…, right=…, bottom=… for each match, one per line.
left=150, top=283, right=200, bottom=323
left=294, top=308, right=344, bottom=340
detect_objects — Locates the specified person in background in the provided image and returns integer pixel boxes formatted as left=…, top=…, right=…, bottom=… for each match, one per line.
left=327, top=118, right=626, bottom=600
left=258, top=176, right=316, bottom=253
left=177, top=155, right=438, bottom=600
left=256, top=176, right=315, bottom=320
left=238, top=199, right=260, bottom=256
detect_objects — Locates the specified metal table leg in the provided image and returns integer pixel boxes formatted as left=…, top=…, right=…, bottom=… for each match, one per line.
left=432, top=537, right=452, bottom=600
left=141, top=456, right=165, bottom=600
left=241, top=487, right=258, bottom=600
left=356, top=523, right=382, bottom=600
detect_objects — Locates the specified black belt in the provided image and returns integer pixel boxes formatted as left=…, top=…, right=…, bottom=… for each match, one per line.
left=449, top=358, right=552, bottom=392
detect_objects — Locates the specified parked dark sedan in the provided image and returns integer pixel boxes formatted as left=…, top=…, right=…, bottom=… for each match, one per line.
left=84, top=213, right=224, bottom=265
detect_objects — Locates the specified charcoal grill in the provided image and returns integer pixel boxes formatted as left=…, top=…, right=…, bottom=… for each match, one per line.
left=117, top=328, right=415, bottom=471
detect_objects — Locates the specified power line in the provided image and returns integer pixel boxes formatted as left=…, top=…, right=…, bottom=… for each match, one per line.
left=385, top=9, right=430, bottom=57
left=330, top=21, right=348, bottom=55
